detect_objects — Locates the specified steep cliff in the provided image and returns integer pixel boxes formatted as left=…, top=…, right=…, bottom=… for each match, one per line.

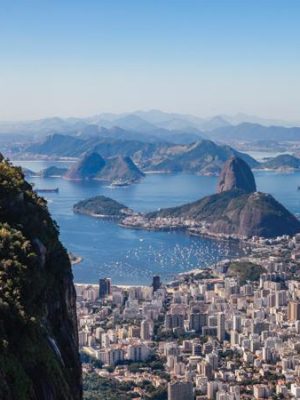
left=217, top=156, right=256, bottom=193
left=0, top=158, right=81, bottom=399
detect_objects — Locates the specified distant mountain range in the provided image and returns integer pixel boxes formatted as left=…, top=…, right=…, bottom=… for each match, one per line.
left=27, top=134, right=259, bottom=176
left=257, top=154, right=300, bottom=171
left=2, top=110, right=300, bottom=145
left=145, top=140, right=258, bottom=174
left=208, top=123, right=300, bottom=142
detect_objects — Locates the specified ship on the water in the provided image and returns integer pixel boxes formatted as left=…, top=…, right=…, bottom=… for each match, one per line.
left=36, top=188, right=59, bottom=193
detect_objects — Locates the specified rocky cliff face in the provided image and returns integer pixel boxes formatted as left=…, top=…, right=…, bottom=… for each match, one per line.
left=0, top=159, right=81, bottom=399
left=147, top=157, right=300, bottom=238
left=217, top=156, right=256, bottom=193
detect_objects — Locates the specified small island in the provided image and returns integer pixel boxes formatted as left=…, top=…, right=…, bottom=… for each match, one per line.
left=40, top=166, right=68, bottom=178
left=257, top=154, right=300, bottom=172
left=73, top=195, right=135, bottom=219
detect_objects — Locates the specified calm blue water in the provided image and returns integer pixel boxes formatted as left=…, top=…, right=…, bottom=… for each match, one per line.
left=13, top=160, right=300, bottom=285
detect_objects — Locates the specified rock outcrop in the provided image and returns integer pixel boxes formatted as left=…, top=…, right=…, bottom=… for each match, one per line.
left=0, top=159, right=81, bottom=399
left=146, top=157, right=300, bottom=238
left=65, top=151, right=105, bottom=180
left=65, top=152, right=144, bottom=184
left=217, top=156, right=256, bottom=193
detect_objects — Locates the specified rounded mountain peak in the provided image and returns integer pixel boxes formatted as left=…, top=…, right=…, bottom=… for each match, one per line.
left=65, top=151, right=105, bottom=180
left=217, top=156, right=256, bottom=193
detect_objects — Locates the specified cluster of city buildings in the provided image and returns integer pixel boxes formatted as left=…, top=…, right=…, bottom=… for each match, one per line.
left=77, top=233, right=300, bottom=399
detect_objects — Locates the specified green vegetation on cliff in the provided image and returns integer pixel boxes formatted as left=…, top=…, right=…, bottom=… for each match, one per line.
left=0, top=159, right=81, bottom=400
left=147, top=189, right=300, bottom=238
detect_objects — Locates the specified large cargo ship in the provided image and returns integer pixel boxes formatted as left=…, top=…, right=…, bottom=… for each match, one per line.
left=36, top=188, right=59, bottom=193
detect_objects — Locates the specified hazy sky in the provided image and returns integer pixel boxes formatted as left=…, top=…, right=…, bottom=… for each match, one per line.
left=0, top=0, right=299, bottom=121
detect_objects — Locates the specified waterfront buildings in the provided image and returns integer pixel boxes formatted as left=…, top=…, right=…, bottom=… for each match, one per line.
left=77, top=233, right=300, bottom=399
left=98, top=277, right=111, bottom=299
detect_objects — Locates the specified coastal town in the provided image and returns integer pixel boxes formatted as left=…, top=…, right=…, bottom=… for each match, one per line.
left=120, top=214, right=238, bottom=240
left=77, top=233, right=300, bottom=399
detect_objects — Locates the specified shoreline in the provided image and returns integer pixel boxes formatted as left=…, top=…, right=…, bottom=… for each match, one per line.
left=75, top=283, right=147, bottom=289
left=119, top=220, right=252, bottom=242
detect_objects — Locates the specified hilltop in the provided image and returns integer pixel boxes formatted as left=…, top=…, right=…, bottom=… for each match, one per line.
left=26, top=134, right=258, bottom=176
left=40, top=165, right=68, bottom=177
left=146, top=190, right=300, bottom=238
left=217, top=157, right=256, bottom=193
left=64, top=152, right=106, bottom=180
left=146, top=140, right=258, bottom=175
left=258, top=154, right=300, bottom=171
left=95, top=156, right=145, bottom=183
left=64, top=152, right=144, bottom=184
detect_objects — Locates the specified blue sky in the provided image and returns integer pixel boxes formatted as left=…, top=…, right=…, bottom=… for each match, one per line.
left=0, top=0, right=299, bottom=120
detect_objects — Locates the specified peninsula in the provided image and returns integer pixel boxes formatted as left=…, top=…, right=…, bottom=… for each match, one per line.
left=121, top=157, right=300, bottom=239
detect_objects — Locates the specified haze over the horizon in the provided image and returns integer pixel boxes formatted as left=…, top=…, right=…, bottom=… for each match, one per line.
left=0, top=0, right=299, bottom=122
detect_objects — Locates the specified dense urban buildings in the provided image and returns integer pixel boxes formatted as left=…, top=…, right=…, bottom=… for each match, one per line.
left=77, top=233, right=300, bottom=399
left=98, top=277, right=111, bottom=299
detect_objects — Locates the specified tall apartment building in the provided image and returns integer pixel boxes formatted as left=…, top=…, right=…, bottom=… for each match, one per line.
left=288, top=301, right=300, bottom=321
left=168, top=381, right=193, bottom=400
left=152, top=275, right=161, bottom=292
left=99, top=278, right=111, bottom=299
left=217, top=312, right=225, bottom=342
